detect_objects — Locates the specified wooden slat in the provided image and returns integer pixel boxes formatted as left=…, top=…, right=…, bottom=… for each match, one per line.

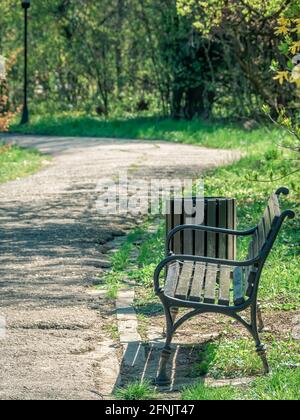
left=257, top=220, right=266, bottom=249
left=218, top=266, right=232, bottom=306
left=164, top=262, right=180, bottom=297
left=245, top=238, right=254, bottom=281
left=227, top=199, right=235, bottom=260
left=269, top=194, right=281, bottom=218
left=183, top=199, right=194, bottom=255
left=195, top=200, right=206, bottom=257
left=233, top=267, right=245, bottom=306
left=204, top=264, right=218, bottom=304
left=195, top=199, right=206, bottom=257
left=268, top=199, right=276, bottom=222
left=175, top=262, right=194, bottom=300
left=248, top=237, right=254, bottom=259
left=195, top=229, right=205, bottom=257
left=207, top=199, right=217, bottom=257
left=233, top=201, right=237, bottom=259
left=189, top=263, right=206, bottom=302
left=166, top=199, right=173, bottom=254
left=263, top=205, right=272, bottom=239
left=218, top=199, right=227, bottom=259
left=253, top=230, right=259, bottom=257
left=173, top=198, right=183, bottom=254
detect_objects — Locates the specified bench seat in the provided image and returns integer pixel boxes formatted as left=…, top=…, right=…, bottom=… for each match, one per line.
left=165, top=261, right=253, bottom=307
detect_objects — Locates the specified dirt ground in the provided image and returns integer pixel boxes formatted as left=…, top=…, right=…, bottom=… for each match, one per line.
left=0, top=135, right=240, bottom=400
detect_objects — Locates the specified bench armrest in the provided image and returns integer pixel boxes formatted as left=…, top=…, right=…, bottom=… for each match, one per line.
left=154, top=254, right=260, bottom=293
left=167, top=224, right=256, bottom=253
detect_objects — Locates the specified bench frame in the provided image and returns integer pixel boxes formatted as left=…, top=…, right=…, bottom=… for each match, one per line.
left=154, top=188, right=295, bottom=385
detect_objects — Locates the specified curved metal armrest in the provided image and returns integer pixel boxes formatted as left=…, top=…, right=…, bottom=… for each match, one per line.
left=167, top=224, right=256, bottom=253
left=154, top=254, right=260, bottom=293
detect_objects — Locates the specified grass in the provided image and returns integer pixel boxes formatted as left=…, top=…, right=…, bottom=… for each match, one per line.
left=192, top=337, right=300, bottom=380
left=96, top=225, right=157, bottom=299
left=246, top=367, right=300, bottom=400
left=182, top=368, right=300, bottom=400
left=116, top=368, right=300, bottom=400
left=0, top=143, right=48, bottom=183
left=11, top=112, right=280, bottom=151
left=115, top=380, right=156, bottom=400
left=103, top=324, right=120, bottom=341
left=182, top=383, right=238, bottom=401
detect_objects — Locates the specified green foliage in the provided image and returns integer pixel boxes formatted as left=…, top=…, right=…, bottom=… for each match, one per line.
left=193, top=338, right=300, bottom=379
left=115, top=380, right=156, bottom=400
left=12, top=113, right=281, bottom=151
left=264, top=5, right=300, bottom=183
left=177, top=0, right=297, bottom=116
left=182, top=368, right=300, bottom=400
left=111, top=243, right=132, bottom=271
left=247, top=368, right=300, bottom=401
left=0, top=0, right=297, bottom=120
left=182, top=383, right=238, bottom=401
left=0, top=143, right=47, bottom=183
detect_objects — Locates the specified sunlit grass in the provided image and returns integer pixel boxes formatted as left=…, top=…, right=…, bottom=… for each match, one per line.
left=182, top=383, right=238, bottom=400
left=192, top=338, right=300, bottom=380
left=182, top=368, right=300, bottom=400
left=11, top=113, right=281, bottom=152
left=0, top=143, right=48, bottom=183
left=115, top=380, right=156, bottom=400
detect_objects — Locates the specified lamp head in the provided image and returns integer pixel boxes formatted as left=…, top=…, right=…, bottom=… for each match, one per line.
left=22, top=0, right=31, bottom=9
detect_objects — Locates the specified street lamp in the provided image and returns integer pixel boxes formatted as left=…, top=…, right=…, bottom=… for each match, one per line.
left=20, top=0, right=30, bottom=125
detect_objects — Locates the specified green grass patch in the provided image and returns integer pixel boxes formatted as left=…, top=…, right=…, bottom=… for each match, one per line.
left=115, top=380, right=156, bottom=400
left=192, top=337, right=300, bottom=380
left=182, top=368, right=300, bottom=400
left=0, top=143, right=48, bottom=183
left=98, top=221, right=165, bottom=300
left=246, top=367, right=300, bottom=400
left=103, top=324, right=120, bottom=341
left=182, top=383, right=238, bottom=400
left=11, top=113, right=283, bottom=151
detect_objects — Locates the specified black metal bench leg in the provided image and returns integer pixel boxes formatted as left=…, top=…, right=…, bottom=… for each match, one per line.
left=171, top=307, right=179, bottom=323
left=257, top=303, right=265, bottom=333
left=256, top=345, right=270, bottom=375
left=251, top=304, right=270, bottom=375
left=156, top=304, right=175, bottom=386
left=162, top=307, right=179, bottom=337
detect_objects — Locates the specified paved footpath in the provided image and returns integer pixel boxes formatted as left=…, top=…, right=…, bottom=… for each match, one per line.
left=0, top=135, right=240, bottom=400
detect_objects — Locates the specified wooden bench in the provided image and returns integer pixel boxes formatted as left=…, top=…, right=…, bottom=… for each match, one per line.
left=154, top=188, right=295, bottom=385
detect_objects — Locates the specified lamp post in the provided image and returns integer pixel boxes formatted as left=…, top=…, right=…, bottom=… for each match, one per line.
left=20, top=0, right=30, bottom=125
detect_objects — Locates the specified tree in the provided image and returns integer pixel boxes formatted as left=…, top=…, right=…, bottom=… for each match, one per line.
left=0, top=54, right=16, bottom=132
left=177, top=0, right=297, bottom=117
left=264, top=4, right=300, bottom=180
left=0, top=0, right=298, bottom=121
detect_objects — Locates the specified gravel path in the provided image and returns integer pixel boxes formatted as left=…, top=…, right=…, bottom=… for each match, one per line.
left=0, top=135, right=240, bottom=400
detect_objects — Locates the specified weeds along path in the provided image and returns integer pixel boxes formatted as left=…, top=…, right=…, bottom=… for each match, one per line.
left=0, top=135, right=240, bottom=400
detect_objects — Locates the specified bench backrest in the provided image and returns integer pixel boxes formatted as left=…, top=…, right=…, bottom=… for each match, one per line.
left=245, top=188, right=295, bottom=298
